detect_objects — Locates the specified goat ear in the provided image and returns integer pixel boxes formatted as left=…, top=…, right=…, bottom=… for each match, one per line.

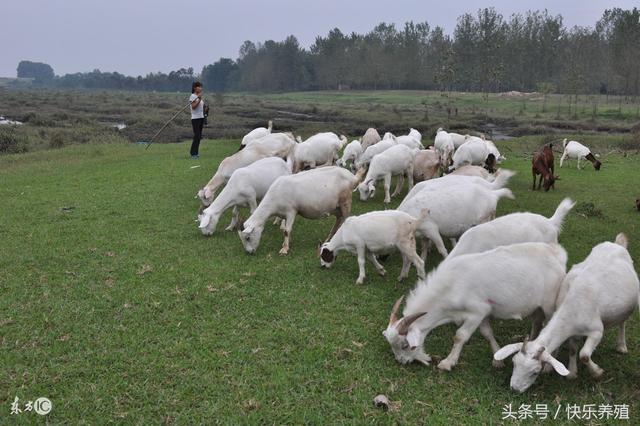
left=540, top=351, right=570, bottom=376
left=406, top=328, right=421, bottom=349
left=493, top=343, right=523, bottom=361
left=199, top=214, right=211, bottom=229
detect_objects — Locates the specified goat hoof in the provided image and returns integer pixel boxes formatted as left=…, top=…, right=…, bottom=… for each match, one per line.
left=616, top=345, right=628, bottom=354
left=566, top=372, right=578, bottom=380
left=224, top=225, right=234, bottom=231
left=377, top=268, right=387, bottom=276
left=356, top=279, right=365, bottom=285
left=278, top=248, right=289, bottom=256
left=492, top=359, right=505, bottom=369
left=590, top=367, right=604, bottom=378
left=437, top=359, right=454, bottom=371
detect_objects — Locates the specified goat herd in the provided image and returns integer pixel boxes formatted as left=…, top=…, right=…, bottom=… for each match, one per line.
left=194, top=122, right=639, bottom=393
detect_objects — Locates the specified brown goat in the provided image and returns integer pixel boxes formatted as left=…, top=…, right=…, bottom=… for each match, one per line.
left=532, top=144, right=559, bottom=191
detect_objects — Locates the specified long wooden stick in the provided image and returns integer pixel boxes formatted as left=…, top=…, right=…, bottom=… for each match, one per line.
left=145, top=100, right=195, bottom=150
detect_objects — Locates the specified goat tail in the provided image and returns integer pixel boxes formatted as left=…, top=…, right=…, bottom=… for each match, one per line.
left=494, top=188, right=515, bottom=200
left=267, top=120, right=273, bottom=132
left=615, top=233, right=628, bottom=249
left=549, top=198, right=575, bottom=231
left=490, top=168, right=516, bottom=190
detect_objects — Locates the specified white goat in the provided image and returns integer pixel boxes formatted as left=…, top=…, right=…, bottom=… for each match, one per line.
left=361, top=128, right=382, bottom=150
left=197, top=157, right=291, bottom=235
left=450, top=136, right=490, bottom=171
left=355, top=138, right=397, bottom=170
left=560, top=139, right=601, bottom=170
left=238, top=167, right=365, bottom=255
left=383, top=242, right=568, bottom=370
left=358, top=144, right=415, bottom=203
left=197, top=133, right=296, bottom=206
left=239, top=120, right=273, bottom=149
left=448, top=198, right=575, bottom=258
left=337, top=140, right=363, bottom=171
left=494, top=233, right=639, bottom=393
left=399, top=183, right=515, bottom=260
left=319, top=210, right=426, bottom=285
left=434, top=128, right=455, bottom=167
left=291, top=132, right=347, bottom=173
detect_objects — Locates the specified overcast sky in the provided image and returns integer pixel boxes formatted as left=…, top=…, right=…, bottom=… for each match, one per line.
left=1, top=0, right=636, bottom=78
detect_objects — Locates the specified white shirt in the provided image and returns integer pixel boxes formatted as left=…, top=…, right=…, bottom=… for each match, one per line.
left=189, top=93, right=204, bottom=119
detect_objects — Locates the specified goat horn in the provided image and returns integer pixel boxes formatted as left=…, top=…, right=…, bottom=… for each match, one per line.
left=397, top=312, right=427, bottom=336
left=521, top=335, right=529, bottom=353
left=388, top=295, right=404, bottom=326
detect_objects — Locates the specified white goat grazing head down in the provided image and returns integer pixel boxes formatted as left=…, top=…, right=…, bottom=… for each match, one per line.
left=493, top=338, right=569, bottom=393
left=237, top=223, right=265, bottom=254
left=357, top=179, right=376, bottom=201
left=382, top=296, right=430, bottom=366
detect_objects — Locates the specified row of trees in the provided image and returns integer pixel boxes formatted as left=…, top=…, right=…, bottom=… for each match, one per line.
left=19, top=8, right=640, bottom=95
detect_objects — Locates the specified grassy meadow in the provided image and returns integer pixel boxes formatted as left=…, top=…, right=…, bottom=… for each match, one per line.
left=1, top=127, right=639, bottom=423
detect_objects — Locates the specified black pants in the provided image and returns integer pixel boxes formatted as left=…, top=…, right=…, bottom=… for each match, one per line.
left=191, top=118, right=204, bottom=155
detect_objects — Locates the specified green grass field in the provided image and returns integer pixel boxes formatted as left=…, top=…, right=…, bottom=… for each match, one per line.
left=1, top=137, right=638, bottom=423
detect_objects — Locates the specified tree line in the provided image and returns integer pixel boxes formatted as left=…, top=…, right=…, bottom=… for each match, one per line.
left=18, top=7, right=640, bottom=96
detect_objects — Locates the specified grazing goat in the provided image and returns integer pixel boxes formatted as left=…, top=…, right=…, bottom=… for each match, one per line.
left=198, top=157, right=291, bottom=235
left=239, top=120, right=273, bottom=149
left=319, top=210, right=426, bottom=285
left=291, top=132, right=347, bottom=173
left=450, top=136, right=489, bottom=171
left=354, top=138, right=397, bottom=170
left=358, top=144, right=416, bottom=203
left=532, top=143, right=558, bottom=191
left=560, top=139, right=601, bottom=171
left=197, top=133, right=296, bottom=206
left=494, top=233, right=639, bottom=393
left=238, top=167, right=365, bottom=255
left=448, top=198, right=575, bottom=258
left=361, top=127, right=381, bottom=150
left=337, top=140, right=363, bottom=171
left=399, top=184, right=515, bottom=261
left=434, top=128, right=455, bottom=168
left=413, top=149, right=441, bottom=182
left=383, top=242, right=567, bottom=370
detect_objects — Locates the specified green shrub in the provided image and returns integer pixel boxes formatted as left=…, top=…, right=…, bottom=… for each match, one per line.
left=49, top=131, right=65, bottom=149
left=0, top=127, right=28, bottom=154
